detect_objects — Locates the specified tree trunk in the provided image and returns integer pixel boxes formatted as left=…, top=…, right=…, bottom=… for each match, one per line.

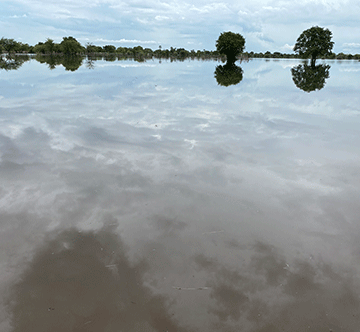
left=310, top=56, right=316, bottom=67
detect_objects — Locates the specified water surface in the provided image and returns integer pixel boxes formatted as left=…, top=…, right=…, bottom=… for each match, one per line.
left=1, top=58, right=360, bottom=331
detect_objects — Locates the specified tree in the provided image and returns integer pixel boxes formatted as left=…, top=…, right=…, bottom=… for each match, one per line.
left=86, top=43, right=103, bottom=53
left=103, top=45, right=116, bottom=53
left=0, top=38, right=20, bottom=54
left=293, top=26, right=334, bottom=65
left=216, top=31, right=245, bottom=63
left=60, top=36, right=84, bottom=55
left=44, top=38, right=55, bottom=54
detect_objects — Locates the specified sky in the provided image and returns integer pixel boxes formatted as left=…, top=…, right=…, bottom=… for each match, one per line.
left=1, top=0, right=360, bottom=54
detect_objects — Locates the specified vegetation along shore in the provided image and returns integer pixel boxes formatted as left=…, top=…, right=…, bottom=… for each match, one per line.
left=1, top=31, right=360, bottom=61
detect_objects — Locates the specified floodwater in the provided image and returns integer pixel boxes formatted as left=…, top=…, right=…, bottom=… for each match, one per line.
left=1, top=57, right=360, bottom=331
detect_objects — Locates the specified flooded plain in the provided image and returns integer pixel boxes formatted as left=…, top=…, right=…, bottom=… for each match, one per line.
left=1, top=57, right=360, bottom=331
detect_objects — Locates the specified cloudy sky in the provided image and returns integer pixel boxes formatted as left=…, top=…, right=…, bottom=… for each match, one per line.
left=1, top=0, right=360, bottom=54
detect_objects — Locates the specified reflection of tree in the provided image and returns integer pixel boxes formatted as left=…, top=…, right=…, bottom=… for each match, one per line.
left=34, top=55, right=83, bottom=71
left=291, top=63, right=330, bottom=92
left=61, top=55, right=83, bottom=71
left=35, top=55, right=60, bottom=70
left=7, top=228, right=187, bottom=332
left=85, top=58, right=95, bottom=69
left=103, top=54, right=117, bottom=62
left=214, top=62, right=243, bottom=87
left=0, top=55, right=30, bottom=71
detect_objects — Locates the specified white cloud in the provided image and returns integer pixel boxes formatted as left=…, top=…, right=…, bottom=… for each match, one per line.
left=343, top=42, right=360, bottom=48
left=280, top=43, right=295, bottom=51
left=94, top=38, right=159, bottom=44
left=2, top=0, right=360, bottom=52
left=155, top=15, right=171, bottom=21
left=9, top=14, right=28, bottom=18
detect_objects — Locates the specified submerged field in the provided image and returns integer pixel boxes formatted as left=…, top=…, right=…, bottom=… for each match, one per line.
left=1, top=58, right=360, bottom=331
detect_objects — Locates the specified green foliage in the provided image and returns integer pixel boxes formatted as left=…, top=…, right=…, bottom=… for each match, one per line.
left=44, top=38, right=55, bottom=54
left=216, top=32, right=245, bottom=63
left=214, top=63, right=243, bottom=86
left=0, top=38, right=21, bottom=53
left=294, top=26, right=334, bottom=63
left=60, top=36, right=85, bottom=55
left=103, top=45, right=116, bottom=53
left=33, top=42, right=46, bottom=54
left=86, top=44, right=103, bottom=53
left=291, top=63, right=330, bottom=92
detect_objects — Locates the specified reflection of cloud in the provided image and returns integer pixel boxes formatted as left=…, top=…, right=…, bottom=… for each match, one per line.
left=6, top=228, right=187, bottom=332
left=153, top=215, right=187, bottom=235
left=194, top=240, right=360, bottom=331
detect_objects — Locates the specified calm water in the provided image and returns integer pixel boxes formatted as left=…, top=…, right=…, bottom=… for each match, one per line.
left=1, top=57, right=360, bottom=331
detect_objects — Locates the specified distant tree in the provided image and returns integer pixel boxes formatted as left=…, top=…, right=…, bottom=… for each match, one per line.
left=293, top=26, right=334, bottom=65
left=144, top=48, right=153, bottom=56
left=60, top=36, right=84, bottom=55
left=116, top=47, right=129, bottom=54
left=86, top=43, right=103, bottom=53
left=44, top=38, right=55, bottom=54
left=0, top=38, right=20, bottom=54
left=291, top=63, right=330, bottom=92
left=33, top=42, right=46, bottom=54
left=214, top=62, right=243, bottom=86
left=216, top=31, right=245, bottom=63
left=103, top=45, right=116, bottom=53
left=133, top=46, right=144, bottom=56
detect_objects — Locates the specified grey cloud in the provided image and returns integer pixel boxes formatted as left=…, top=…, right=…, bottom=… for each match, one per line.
left=256, top=33, right=275, bottom=44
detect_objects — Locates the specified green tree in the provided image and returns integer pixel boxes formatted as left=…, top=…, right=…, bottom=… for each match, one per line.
left=215, top=31, right=245, bottom=63
left=0, top=38, right=20, bottom=54
left=44, top=38, right=55, bottom=54
left=60, top=36, right=84, bottom=55
left=103, top=45, right=116, bottom=53
left=33, top=42, right=46, bottom=54
left=293, top=26, right=334, bottom=65
left=86, top=43, right=103, bottom=53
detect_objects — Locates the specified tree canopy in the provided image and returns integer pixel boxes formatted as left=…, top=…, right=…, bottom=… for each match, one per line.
left=60, top=36, right=85, bottom=55
left=293, top=26, right=334, bottom=64
left=216, top=31, right=245, bottom=63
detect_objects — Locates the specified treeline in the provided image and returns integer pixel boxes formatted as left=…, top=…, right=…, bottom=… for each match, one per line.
left=246, top=51, right=360, bottom=60
left=0, top=37, right=223, bottom=60
left=1, top=36, right=360, bottom=60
